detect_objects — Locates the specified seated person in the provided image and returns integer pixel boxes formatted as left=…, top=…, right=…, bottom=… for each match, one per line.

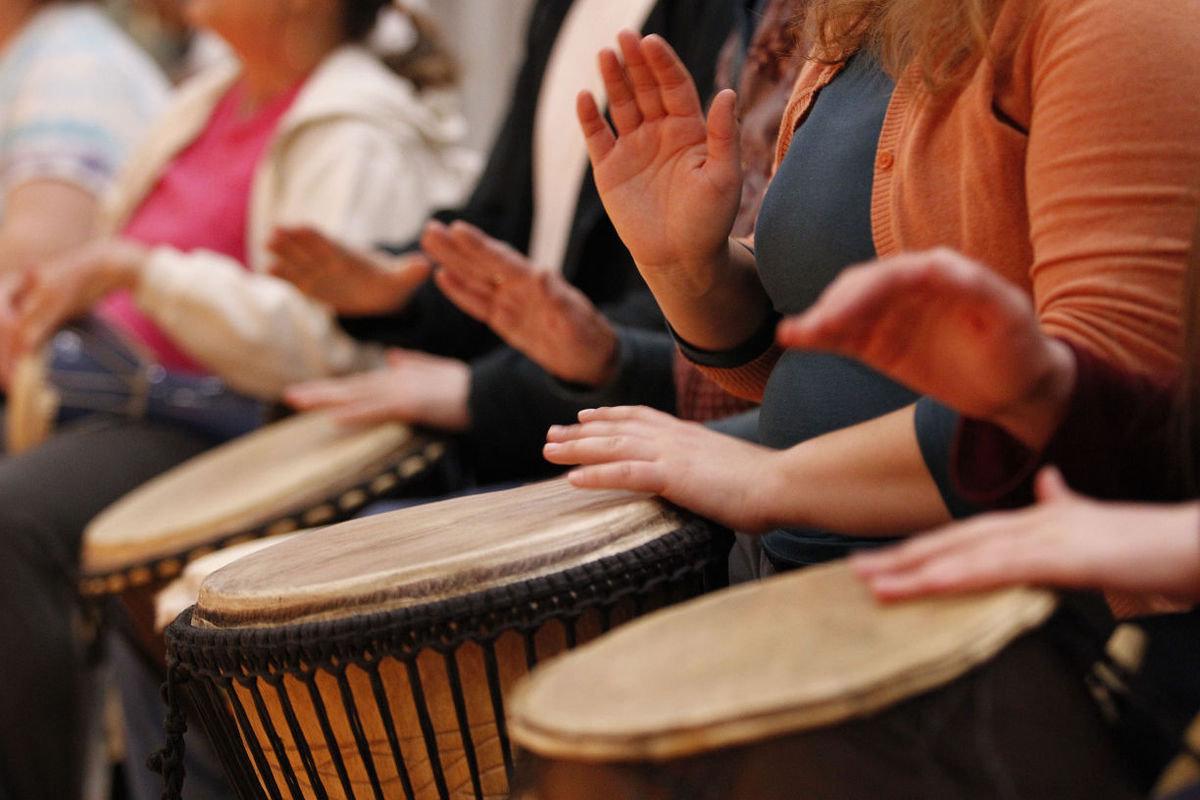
left=0, top=2, right=476, bottom=797
left=0, top=0, right=168, bottom=274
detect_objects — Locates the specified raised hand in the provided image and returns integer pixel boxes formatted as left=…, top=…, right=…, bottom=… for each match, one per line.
left=421, top=220, right=619, bottom=386
left=579, top=30, right=742, bottom=293
left=777, top=249, right=1076, bottom=448
left=852, top=467, right=1200, bottom=602
left=268, top=226, right=433, bottom=316
left=284, top=349, right=471, bottom=431
left=543, top=405, right=784, bottom=533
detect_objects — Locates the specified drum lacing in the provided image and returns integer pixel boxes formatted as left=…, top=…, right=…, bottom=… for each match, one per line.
left=148, top=659, right=189, bottom=800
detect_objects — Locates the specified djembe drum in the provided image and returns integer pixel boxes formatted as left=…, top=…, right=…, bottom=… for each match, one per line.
left=162, top=478, right=726, bottom=800
left=510, top=561, right=1141, bottom=800
left=81, top=410, right=446, bottom=659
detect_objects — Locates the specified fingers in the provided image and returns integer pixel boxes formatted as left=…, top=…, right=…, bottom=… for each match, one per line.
left=433, top=267, right=494, bottom=322
left=641, top=34, right=702, bottom=118
left=598, top=47, right=643, bottom=135
left=616, top=29, right=665, bottom=121
left=566, top=462, right=667, bottom=495
left=577, top=91, right=616, bottom=162
left=329, top=399, right=406, bottom=427
left=543, top=433, right=660, bottom=466
left=577, top=405, right=672, bottom=424
left=284, top=373, right=380, bottom=410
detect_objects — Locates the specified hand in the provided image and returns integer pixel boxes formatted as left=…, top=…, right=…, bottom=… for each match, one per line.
left=852, top=467, right=1200, bottom=602
left=578, top=31, right=742, bottom=293
left=543, top=406, right=784, bottom=533
left=0, top=237, right=146, bottom=385
left=268, top=226, right=433, bottom=316
left=422, top=220, right=619, bottom=386
left=284, top=349, right=471, bottom=431
left=776, top=249, right=1076, bottom=449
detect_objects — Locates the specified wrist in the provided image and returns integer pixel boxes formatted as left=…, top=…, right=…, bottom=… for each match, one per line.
left=744, top=448, right=796, bottom=534
left=992, top=338, right=1077, bottom=450
left=570, top=322, right=620, bottom=388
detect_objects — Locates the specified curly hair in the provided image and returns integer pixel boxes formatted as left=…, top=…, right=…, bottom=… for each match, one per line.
left=799, top=0, right=1011, bottom=89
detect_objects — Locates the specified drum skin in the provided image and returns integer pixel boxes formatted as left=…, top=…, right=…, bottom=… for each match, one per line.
left=508, top=562, right=1142, bottom=800
left=164, top=479, right=728, bottom=800
left=516, top=631, right=1140, bottom=800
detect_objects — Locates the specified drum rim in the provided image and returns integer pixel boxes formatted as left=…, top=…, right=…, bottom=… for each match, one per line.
left=163, top=519, right=720, bottom=679
left=79, top=434, right=448, bottom=597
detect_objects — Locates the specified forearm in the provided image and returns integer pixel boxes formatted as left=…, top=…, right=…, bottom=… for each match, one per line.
left=760, top=406, right=952, bottom=535
left=644, top=240, right=773, bottom=352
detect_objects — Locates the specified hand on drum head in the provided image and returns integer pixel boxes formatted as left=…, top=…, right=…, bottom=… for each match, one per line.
left=268, top=226, right=433, bottom=316
left=776, top=249, right=1076, bottom=450
left=0, top=238, right=146, bottom=386
left=851, top=467, right=1200, bottom=602
left=421, top=220, right=620, bottom=387
left=544, top=405, right=785, bottom=533
left=577, top=30, right=742, bottom=288
left=284, top=349, right=471, bottom=431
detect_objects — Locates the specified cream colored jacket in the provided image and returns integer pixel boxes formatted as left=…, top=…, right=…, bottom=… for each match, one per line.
left=100, top=45, right=478, bottom=399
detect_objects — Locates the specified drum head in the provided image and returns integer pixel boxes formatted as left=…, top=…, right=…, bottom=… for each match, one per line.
left=193, top=478, right=687, bottom=629
left=83, top=412, right=421, bottom=579
left=5, top=351, right=57, bottom=455
left=508, top=561, right=1057, bottom=761
left=154, top=532, right=307, bottom=633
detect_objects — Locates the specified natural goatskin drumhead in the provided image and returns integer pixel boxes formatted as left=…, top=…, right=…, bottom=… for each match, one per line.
left=83, top=412, right=413, bottom=576
left=153, top=532, right=306, bottom=633
left=508, top=560, right=1058, bottom=761
left=194, top=477, right=686, bottom=629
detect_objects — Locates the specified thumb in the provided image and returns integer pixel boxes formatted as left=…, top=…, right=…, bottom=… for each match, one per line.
left=398, top=254, right=434, bottom=285
left=1034, top=466, right=1074, bottom=504
left=705, top=89, right=741, bottom=175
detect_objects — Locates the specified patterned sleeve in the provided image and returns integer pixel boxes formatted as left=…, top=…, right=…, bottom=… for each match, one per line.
left=0, top=8, right=166, bottom=198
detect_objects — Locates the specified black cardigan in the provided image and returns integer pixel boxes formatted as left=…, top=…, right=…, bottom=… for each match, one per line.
left=342, top=0, right=735, bottom=483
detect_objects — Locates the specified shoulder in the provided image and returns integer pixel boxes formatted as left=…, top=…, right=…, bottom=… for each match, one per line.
left=19, top=5, right=165, bottom=86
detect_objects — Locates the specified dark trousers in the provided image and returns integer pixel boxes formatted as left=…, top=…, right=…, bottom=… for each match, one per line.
left=0, top=410, right=212, bottom=800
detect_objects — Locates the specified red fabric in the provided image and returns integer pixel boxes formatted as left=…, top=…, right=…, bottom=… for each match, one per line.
left=97, top=80, right=302, bottom=371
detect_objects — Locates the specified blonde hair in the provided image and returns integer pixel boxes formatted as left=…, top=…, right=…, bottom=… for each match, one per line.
left=800, top=0, right=1008, bottom=88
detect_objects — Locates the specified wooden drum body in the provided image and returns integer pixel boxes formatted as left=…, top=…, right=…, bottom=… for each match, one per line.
left=510, top=562, right=1142, bottom=800
left=163, top=479, right=726, bottom=800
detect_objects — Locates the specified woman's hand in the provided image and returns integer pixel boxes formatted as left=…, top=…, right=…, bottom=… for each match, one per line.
left=579, top=30, right=742, bottom=294
left=284, top=349, right=471, bottom=431
left=0, top=238, right=146, bottom=384
left=852, top=468, right=1200, bottom=602
left=543, top=406, right=784, bottom=533
left=268, top=226, right=433, bottom=316
left=422, top=220, right=619, bottom=386
left=777, top=249, right=1076, bottom=449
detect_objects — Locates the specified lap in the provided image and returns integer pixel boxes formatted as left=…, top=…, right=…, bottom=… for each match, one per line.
left=0, top=410, right=215, bottom=556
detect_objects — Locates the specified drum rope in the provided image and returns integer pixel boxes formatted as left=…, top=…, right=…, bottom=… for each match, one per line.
left=147, top=661, right=189, bottom=800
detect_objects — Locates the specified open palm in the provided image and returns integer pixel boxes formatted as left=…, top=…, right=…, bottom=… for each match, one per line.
left=777, top=250, right=1075, bottom=446
left=579, top=31, right=742, bottom=285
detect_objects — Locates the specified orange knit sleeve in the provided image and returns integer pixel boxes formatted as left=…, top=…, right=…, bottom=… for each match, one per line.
left=1022, top=0, right=1200, bottom=377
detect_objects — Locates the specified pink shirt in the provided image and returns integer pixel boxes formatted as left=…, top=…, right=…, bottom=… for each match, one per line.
left=97, top=80, right=302, bottom=372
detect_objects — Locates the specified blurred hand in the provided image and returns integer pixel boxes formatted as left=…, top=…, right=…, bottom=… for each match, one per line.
left=284, top=349, right=471, bottom=431
left=0, top=238, right=146, bottom=386
left=422, top=220, right=619, bottom=386
left=578, top=30, right=742, bottom=293
left=543, top=405, right=784, bottom=533
left=777, top=249, right=1076, bottom=449
left=852, top=467, right=1200, bottom=602
left=268, top=226, right=433, bottom=316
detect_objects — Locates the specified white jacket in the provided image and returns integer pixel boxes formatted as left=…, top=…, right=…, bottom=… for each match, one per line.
left=100, top=46, right=479, bottom=399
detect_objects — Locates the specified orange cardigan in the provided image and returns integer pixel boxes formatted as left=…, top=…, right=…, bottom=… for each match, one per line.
left=705, top=0, right=1200, bottom=401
